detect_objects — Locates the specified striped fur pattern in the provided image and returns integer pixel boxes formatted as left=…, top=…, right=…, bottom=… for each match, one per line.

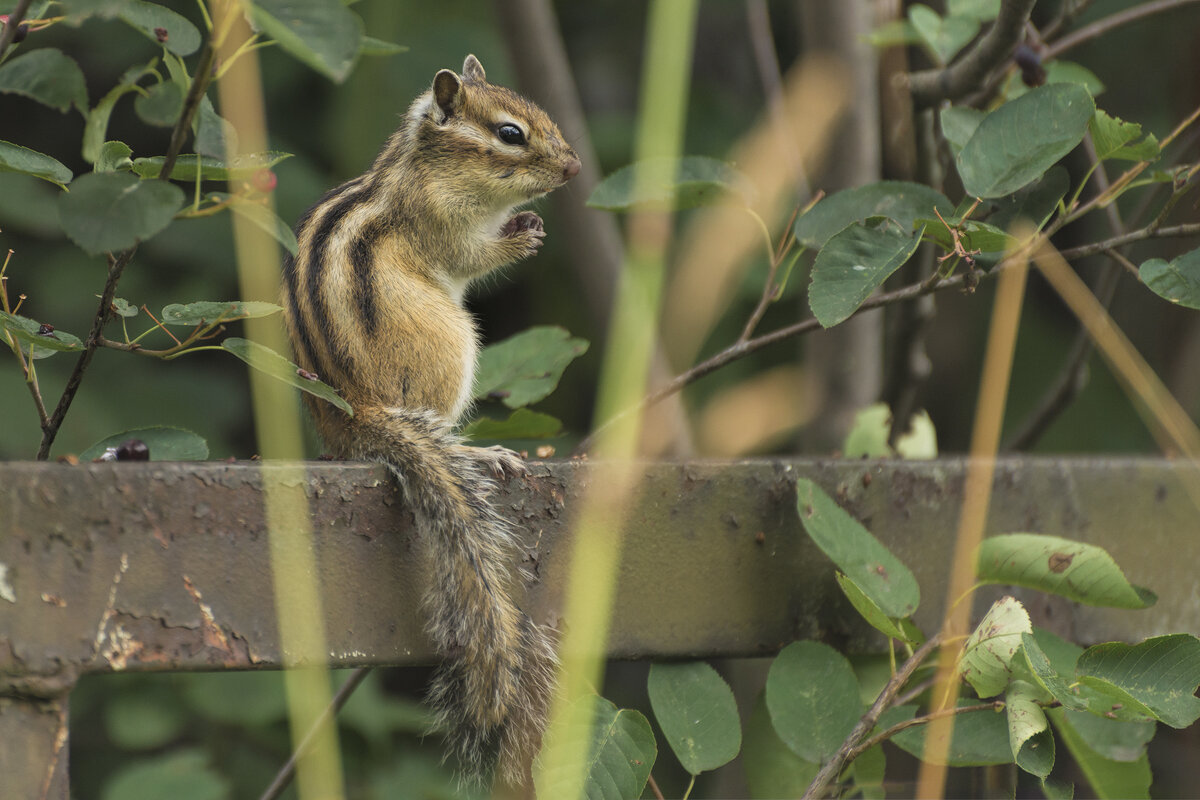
left=282, top=55, right=579, bottom=783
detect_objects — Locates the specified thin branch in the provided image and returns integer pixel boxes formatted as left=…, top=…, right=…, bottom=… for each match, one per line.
left=908, top=0, right=1037, bottom=110
left=259, top=666, right=372, bottom=800
left=0, top=0, right=34, bottom=63
left=802, top=633, right=943, bottom=800
left=1045, top=0, right=1200, bottom=60
left=1058, top=222, right=1200, bottom=261
left=1005, top=134, right=1126, bottom=451
left=843, top=701, right=1005, bottom=767
left=36, top=36, right=220, bottom=460
left=645, top=774, right=667, bottom=800
left=575, top=212, right=1200, bottom=455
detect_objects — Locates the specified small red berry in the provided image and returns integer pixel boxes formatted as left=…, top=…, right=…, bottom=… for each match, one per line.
left=250, top=168, right=277, bottom=193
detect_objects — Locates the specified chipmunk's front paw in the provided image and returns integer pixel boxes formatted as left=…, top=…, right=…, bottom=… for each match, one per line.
left=500, top=211, right=546, bottom=258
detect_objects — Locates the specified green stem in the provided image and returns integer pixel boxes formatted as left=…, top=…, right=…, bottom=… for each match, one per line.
left=680, top=774, right=696, bottom=800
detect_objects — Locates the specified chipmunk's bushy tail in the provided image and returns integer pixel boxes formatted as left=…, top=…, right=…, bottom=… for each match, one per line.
left=348, top=406, right=557, bottom=783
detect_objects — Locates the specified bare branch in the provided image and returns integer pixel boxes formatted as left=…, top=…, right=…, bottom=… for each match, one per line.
left=259, top=666, right=372, bottom=800
left=37, top=37, right=221, bottom=459
left=1045, top=0, right=1200, bottom=60
left=908, top=0, right=1037, bottom=110
left=803, top=634, right=944, bottom=799
left=0, top=0, right=33, bottom=63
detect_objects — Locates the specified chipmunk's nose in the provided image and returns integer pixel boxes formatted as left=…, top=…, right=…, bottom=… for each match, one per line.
left=563, top=157, right=581, bottom=181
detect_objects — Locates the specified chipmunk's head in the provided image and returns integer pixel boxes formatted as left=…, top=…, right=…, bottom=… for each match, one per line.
left=410, top=55, right=580, bottom=208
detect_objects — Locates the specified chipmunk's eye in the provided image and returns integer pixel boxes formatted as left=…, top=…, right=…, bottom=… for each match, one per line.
left=496, top=123, right=526, bottom=146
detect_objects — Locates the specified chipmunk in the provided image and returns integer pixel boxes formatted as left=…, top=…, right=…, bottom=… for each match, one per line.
left=282, top=54, right=580, bottom=783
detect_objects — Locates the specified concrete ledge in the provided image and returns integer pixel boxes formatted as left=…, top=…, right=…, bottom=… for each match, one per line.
left=1, top=457, right=1197, bottom=686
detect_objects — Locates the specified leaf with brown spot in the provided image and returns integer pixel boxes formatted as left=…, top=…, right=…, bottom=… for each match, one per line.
left=1048, top=552, right=1074, bottom=573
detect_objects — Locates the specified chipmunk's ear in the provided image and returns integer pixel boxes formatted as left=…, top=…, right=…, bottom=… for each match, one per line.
left=462, top=54, right=486, bottom=83
left=432, top=68, right=464, bottom=121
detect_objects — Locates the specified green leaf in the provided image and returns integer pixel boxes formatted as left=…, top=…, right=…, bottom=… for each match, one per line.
left=194, top=97, right=236, bottom=159
left=647, top=662, right=741, bottom=774
left=896, top=410, right=938, bottom=458
left=1007, top=680, right=1054, bottom=777
left=59, top=0, right=130, bottom=20
left=1042, top=776, right=1075, bottom=799
left=793, top=180, right=952, bottom=248
left=473, top=326, right=589, bottom=408
left=909, top=5, right=980, bottom=65
left=796, top=477, right=920, bottom=617
left=765, top=641, right=861, bottom=763
left=1076, top=635, right=1200, bottom=729
left=0, top=309, right=84, bottom=358
left=112, top=298, right=139, bottom=318
left=460, top=408, right=562, bottom=441
left=958, top=83, right=1095, bottom=198
left=976, top=533, right=1156, bottom=609
left=1061, top=708, right=1154, bottom=763
left=534, top=694, right=656, bottom=800
left=882, top=700, right=1012, bottom=766
left=82, top=59, right=157, bottom=163
left=961, top=596, right=1032, bottom=698
left=219, top=337, right=352, bottom=415
left=101, top=750, right=230, bottom=800
left=842, top=403, right=892, bottom=458
left=1090, top=110, right=1159, bottom=162
left=80, top=426, right=209, bottom=461
left=132, top=151, right=293, bottom=181
left=182, top=672, right=287, bottom=726
left=248, top=0, right=363, bottom=83
left=809, top=216, right=924, bottom=328
left=1140, top=249, right=1200, bottom=309
left=846, top=743, right=886, bottom=798
left=96, top=141, right=134, bottom=173
left=842, top=402, right=937, bottom=459
left=227, top=199, right=300, bottom=256
left=918, top=217, right=1015, bottom=255
left=1048, top=707, right=1151, bottom=799
left=0, top=140, right=71, bottom=187
left=105, top=685, right=186, bottom=750
left=941, top=106, right=986, bottom=156
left=57, top=172, right=184, bottom=256
left=359, top=35, right=408, bottom=56
left=864, top=19, right=920, bottom=48
left=161, top=300, right=283, bottom=326
left=836, top=572, right=916, bottom=643
left=1004, top=60, right=1106, bottom=100
left=987, top=165, right=1070, bottom=232
left=948, top=0, right=999, bottom=20
left=337, top=670, right=432, bottom=748
left=1019, top=632, right=1088, bottom=712
left=0, top=49, right=88, bottom=113
left=742, top=693, right=819, bottom=799
left=587, top=156, right=746, bottom=212
left=134, top=80, right=185, bottom=127
left=118, top=0, right=202, bottom=56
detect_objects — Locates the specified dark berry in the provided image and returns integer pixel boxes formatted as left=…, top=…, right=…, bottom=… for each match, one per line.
left=1013, top=44, right=1046, bottom=87
left=115, top=439, right=150, bottom=461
